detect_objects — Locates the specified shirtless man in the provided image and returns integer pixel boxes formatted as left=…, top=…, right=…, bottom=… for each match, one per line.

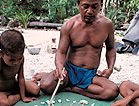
left=0, top=29, right=40, bottom=106
left=111, top=81, right=139, bottom=106
left=39, top=0, right=118, bottom=100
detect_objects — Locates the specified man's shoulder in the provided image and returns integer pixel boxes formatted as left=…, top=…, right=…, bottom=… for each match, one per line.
left=62, top=14, right=80, bottom=30
left=64, top=14, right=80, bottom=24
left=97, top=14, right=113, bottom=24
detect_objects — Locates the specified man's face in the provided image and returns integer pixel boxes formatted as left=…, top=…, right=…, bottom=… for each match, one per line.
left=2, top=52, right=23, bottom=67
left=78, top=0, right=101, bottom=23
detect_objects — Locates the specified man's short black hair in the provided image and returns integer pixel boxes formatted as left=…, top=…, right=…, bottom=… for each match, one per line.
left=77, top=0, right=103, bottom=5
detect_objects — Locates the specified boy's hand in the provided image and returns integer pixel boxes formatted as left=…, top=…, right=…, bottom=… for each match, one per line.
left=22, top=97, right=38, bottom=102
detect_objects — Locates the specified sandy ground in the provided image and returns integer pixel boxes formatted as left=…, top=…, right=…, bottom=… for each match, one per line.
left=1, top=28, right=139, bottom=84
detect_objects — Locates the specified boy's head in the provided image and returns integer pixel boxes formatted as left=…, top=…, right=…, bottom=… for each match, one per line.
left=0, top=29, right=25, bottom=56
left=0, top=29, right=25, bottom=66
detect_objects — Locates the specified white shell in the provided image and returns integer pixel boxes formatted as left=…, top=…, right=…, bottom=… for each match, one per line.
left=46, top=100, right=55, bottom=104
left=66, top=99, right=70, bottom=102
left=73, top=101, right=76, bottom=103
left=80, top=100, right=88, bottom=104
left=41, top=102, right=45, bottom=104
left=58, top=99, right=62, bottom=103
left=91, top=103, right=95, bottom=106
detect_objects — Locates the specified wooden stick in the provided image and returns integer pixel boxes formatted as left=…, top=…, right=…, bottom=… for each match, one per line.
left=48, top=67, right=65, bottom=106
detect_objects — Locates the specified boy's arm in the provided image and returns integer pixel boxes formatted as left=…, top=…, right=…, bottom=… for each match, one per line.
left=0, top=55, right=2, bottom=72
left=18, top=57, right=26, bottom=100
left=18, top=57, right=36, bottom=102
left=127, top=88, right=139, bottom=102
left=111, top=88, right=139, bottom=106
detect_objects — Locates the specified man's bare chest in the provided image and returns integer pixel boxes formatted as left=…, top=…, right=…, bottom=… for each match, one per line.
left=70, top=29, right=107, bottom=48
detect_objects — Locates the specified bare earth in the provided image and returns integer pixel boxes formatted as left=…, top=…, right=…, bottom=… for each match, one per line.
left=1, top=28, right=139, bottom=84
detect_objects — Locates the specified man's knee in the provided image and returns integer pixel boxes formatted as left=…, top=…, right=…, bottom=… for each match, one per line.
left=32, top=86, right=40, bottom=95
left=40, top=79, right=54, bottom=94
left=103, top=84, right=119, bottom=100
left=0, top=99, right=9, bottom=106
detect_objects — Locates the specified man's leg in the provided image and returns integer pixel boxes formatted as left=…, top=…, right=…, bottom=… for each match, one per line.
left=25, top=80, right=40, bottom=96
left=40, top=71, right=69, bottom=94
left=64, top=76, right=119, bottom=100
left=120, top=81, right=139, bottom=106
left=32, top=72, right=48, bottom=81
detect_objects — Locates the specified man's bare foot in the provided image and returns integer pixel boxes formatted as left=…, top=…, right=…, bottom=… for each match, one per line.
left=32, top=72, right=48, bottom=81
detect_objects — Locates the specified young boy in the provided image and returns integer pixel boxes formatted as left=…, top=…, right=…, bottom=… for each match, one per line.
left=111, top=81, right=139, bottom=106
left=0, top=29, right=40, bottom=106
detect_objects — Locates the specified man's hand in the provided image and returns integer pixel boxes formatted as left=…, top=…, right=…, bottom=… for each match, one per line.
left=53, top=68, right=67, bottom=84
left=96, top=69, right=112, bottom=78
left=22, top=97, right=38, bottom=102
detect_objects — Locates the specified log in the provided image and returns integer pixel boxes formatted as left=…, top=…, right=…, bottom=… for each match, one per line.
left=28, top=22, right=63, bottom=27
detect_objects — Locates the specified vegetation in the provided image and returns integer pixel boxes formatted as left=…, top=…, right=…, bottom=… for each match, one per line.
left=15, top=9, right=33, bottom=30
left=0, top=0, right=138, bottom=29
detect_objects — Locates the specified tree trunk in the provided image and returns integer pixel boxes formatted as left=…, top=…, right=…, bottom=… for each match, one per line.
left=101, top=0, right=106, bottom=16
left=106, top=0, right=111, bottom=9
left=114, top=0, right=118, bottom=10
left=28, top=22, right=63, bottom=27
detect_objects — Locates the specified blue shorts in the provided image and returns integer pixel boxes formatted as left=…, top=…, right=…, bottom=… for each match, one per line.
left=65, top=61, right=98, bottom=88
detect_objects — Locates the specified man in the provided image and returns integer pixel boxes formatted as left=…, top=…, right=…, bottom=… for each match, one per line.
left=39, top=0, right=118, bottom=100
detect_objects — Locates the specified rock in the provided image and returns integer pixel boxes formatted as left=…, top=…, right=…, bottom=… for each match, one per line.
left=0, top=16, right=9, bottom=26
left=7, top=19, right=19, bottom=28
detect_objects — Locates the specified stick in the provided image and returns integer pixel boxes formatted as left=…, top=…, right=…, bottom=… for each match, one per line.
left=48, top=67, right=65, bottom=106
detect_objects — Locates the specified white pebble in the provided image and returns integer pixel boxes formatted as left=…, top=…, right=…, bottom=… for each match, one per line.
left=80, top=100, right=88, bottom=104
left=91, top=103, right=95, bottom=106
left=34, top=105, right=38, bottom=106
left=58, top=99, right=62, bottom=103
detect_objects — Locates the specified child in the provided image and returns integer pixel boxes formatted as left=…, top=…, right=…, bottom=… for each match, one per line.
left=111, top=81, right=139, bottom=106
left=0, top=29, right=40, bottom=106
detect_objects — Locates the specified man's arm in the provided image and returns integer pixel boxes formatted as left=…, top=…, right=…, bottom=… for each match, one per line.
left=0, top=57, right=1, bottom=72
left=54, top=21, right=71, bottom=81
left=104, top=21, right=116, bottom=78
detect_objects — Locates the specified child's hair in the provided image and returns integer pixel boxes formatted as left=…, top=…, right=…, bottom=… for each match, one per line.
left=77, top=0, right=103, bottom=5
left=0, top=29, right=25, bottom=55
